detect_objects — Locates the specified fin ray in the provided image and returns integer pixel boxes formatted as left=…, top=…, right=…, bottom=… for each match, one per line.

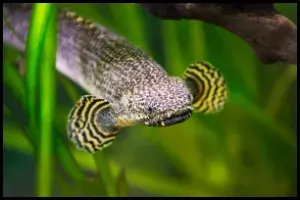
left=67, top=95, right=118, bottom=153
left=184, top=61, right=228, bottom=114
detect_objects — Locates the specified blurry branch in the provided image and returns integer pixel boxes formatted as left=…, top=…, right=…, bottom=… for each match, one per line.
left=141, top=3, right=297, bottom=66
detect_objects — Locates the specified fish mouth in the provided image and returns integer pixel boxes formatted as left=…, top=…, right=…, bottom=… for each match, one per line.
left=146, top=109, right=193, bottom=127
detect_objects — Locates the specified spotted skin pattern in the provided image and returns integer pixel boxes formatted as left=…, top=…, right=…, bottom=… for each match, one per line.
left=3, top=4, right=228, bottom=153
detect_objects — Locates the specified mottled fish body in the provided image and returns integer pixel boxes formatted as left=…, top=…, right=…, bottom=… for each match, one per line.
left=3, top=3, right=228, bottom=153
left=3, top=4, right=167, bottom=103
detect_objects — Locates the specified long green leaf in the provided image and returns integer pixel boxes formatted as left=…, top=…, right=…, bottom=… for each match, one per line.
left=116, top=168, right=128, bottom=197
left=25, top=3, right=53, bottom=143
left=36, top=4, right=57, bottom=197
left=3, top=129, right=217, bottom=197
left=93, top=152, right=117, bottom=197
left=266, top=65, right=296, bottom=117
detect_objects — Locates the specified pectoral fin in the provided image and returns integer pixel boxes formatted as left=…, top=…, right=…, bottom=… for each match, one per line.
left=67, top=95, right=119, bottom=153
left=184, top=61, right=228, bottom=114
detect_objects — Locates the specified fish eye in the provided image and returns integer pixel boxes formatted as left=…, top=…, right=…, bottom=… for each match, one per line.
left=147, top=106, right=153, bottom=112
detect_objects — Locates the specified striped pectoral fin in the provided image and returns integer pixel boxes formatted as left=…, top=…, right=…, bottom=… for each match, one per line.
left=184, top=61, right=228, bottom=114
left=67, top=95, right=120, bottom=153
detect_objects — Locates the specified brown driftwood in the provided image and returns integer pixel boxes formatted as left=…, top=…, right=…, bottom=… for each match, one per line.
left=141, top=3, right=297, bottom=66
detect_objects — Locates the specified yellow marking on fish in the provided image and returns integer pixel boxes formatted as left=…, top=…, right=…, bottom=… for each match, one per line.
left=76, top=17, right=84, bottom=23
left=67, top=95, right=117, bottom=153
left=66, top=11, right=77, bottom=18
left=116, top=117, right=135, bottom=127
left=88, top=24, right=94, bottom=29
left=184, top=61, right=228, bottom=114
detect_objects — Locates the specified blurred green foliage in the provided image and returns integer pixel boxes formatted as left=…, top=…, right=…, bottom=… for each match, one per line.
left=3, top=3, right=297, bottom=197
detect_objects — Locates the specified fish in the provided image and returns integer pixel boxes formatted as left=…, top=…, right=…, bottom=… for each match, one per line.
left=3, top=3, right=228, bottom=153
